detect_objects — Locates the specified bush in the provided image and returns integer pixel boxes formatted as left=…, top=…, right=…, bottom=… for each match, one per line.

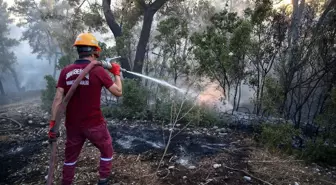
left=302, top=138, right=336, bottom=165
left=121, top=79, right=148, bottom=113
left=101, top=78, right=223, bottom=128
left=185, top=104, right=220, bottom=127
left=102, top=79, right=222, bottom=127
left=102, top=79, right=149, bottom=119
left=41, top=75, right=57, bottom=113
left=256, top=122, right=336, bottom=166
left=259, top=122, right=301, bottom=153
left=153, top=98, right=220, bottom=127
left=299, top=87, right=336, bottom=165
left=153, top=98, right=172, bottom=122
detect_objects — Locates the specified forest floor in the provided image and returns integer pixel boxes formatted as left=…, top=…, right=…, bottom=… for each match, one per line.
left=0, top=93, right=336, bottom=185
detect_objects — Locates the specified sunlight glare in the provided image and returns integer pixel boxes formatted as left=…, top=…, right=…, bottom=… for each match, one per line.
left=273, top=0, right=292, bottom=9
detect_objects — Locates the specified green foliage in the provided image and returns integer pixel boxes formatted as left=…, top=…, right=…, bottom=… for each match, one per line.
left=102, top=79, right=148, bottom=120
left=257, top=120, right=336, bottom=165
left=262, top=76, right=284, bottom=115
left=99, top=41, right=117, bottom=60
left=185, top=105, right=220, bottom=127
left=229, top=20, right=252, bottom=57
left=228, top=20, right=252, bottom=81
left=10, top=0, right=59, bottom=60
left=121, top=79, right=148, bottom=113
left=190, top=9, right=250, bottom=100
left=154, top=99, right=173, bottom=122
left=57, top=55, right=73, bottom=70
left=0, top=0, right=19, bottom=74
left=102, top=80, right=220, bottom=127
left=315, top=88, right=336, bottom=141
left=307, top=87, right=336, bottom=165
left=40, top=75, right=57, bottom=112
left=82, top=3, right=109, bottom=34
left=115, top=26, right=135, bottom=58
left=10, top=0, right=87, bottom=64
left=151, top=97, right=220, bottom=127
left=154, top=16, right=191, bottom=83
left=303, top=138, right=336, bottom=165
left=259, top=123, right=301, bottom=153
left=250, top=0, right=273, bottom=25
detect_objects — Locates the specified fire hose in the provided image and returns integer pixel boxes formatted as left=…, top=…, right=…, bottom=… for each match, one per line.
left=46, top=57, right=124, bottom=185
left=46, top=61, right=96, bottom=185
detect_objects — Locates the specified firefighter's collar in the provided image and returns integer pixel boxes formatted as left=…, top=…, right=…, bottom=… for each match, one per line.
left=74, top=59, right=90, bottom=64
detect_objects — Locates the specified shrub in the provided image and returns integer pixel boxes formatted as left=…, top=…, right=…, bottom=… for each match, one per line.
left=102, top=79, right=222, bottom=127
left=185, top=105, right=220, bottom=127
left=154, top=98, right=220, bottom=127
left=102, top=79, right=149, bottom=119
left=302, top=137, right=336, bottom=165
left=256, top=122, right=336, bottom=165
left=300, top=87, right=336, bottom=165
left=121, top=79, right=148, bottom=113
left=41, top=75, right=57, bottom=113
left=153, top=99, right=172, bottom=122
left=259, top=122, right=301, bottom=153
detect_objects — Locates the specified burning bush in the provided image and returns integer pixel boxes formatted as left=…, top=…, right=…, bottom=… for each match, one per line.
left=102, top=79, right=222, bottom=127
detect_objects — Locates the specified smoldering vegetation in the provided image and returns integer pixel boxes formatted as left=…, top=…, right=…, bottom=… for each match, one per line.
left=1, top=0, right=336, bottom=184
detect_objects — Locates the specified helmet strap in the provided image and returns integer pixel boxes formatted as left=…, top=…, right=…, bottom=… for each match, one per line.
left=77, top=46, right=100, bottom=58
left=93, top=50, right=100, bottom=58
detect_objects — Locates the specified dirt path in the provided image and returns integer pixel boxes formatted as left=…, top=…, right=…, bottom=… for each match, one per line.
left=0, top=99, right=335, bottom=185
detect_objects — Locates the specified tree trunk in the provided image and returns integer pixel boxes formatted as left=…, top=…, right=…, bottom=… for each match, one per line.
left=236, top=82, right=242, bottom=111
left=259, top=76, right=266, bottom=115
left=232, top=82, right=239, bottom=114
left=144, top=46, right=150, bottom=87
left=133, top=10, right=155, bottom=74
left=8, top=67, right=22, bottom=92
left=0, top=79, right=5, bottom=95
left=53, top=54, right=57, bottom=78
left=255, top=65, right=261, bottom=114
left=103, top=0, right=168, bottom=77
left=102, top=0, right=133, bottom=79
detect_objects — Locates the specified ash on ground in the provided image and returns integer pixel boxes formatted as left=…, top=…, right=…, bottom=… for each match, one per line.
left=0, top=98, right=335, bottom=185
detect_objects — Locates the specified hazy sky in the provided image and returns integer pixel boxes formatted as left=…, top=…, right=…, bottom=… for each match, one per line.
left=1, top=0, right=259, bottom=109
left=2, top=0, right=273, bottom=96
left=5, top=1, right=54, bottom=92
left=3, top=0, right=114, bottom=92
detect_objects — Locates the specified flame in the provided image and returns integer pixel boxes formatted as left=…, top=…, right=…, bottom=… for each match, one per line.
left=197, top=83, right=224, bottom=105
left=193, top=82, right=233, bottom=112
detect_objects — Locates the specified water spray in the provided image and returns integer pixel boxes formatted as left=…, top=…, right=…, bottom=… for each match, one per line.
left=100, top=56, right=186, bottom=93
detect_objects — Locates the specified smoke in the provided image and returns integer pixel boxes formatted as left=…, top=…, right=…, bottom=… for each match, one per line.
left=1, top=0, right=113, bottom=93
left=178, top=79, right=254, bottom=113
left=197, top=82, right=233, bottom=112
left=3, top=0, right=255, bottom=112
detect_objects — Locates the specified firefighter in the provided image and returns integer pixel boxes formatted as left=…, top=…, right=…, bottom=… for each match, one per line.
left=48, top=32, right=122, bottom=185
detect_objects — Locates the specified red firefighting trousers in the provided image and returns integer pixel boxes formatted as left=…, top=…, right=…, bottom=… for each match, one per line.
left=62, top=123, right=113, bottom=185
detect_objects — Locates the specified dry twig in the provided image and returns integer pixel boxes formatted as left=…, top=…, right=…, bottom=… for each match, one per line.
left=223, top=165, right=273, bottom=185
left=245, top=160, right=304, bottom=163
left=156, top=96, right=198, bottom=172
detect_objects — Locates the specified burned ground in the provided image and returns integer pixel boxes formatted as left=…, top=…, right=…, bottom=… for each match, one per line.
left=0, top=97, right=336, bottom=185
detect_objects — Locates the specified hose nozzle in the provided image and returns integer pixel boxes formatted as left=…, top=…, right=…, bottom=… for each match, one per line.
left=100, top=57, right=128, bottom=73
left=101, top=56, right=122, bottom=69
left=106, top=56, right=122, bottom=62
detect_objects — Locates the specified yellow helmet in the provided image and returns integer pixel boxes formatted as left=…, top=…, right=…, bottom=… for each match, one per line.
left=73, top=33, right=102, bottom=52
